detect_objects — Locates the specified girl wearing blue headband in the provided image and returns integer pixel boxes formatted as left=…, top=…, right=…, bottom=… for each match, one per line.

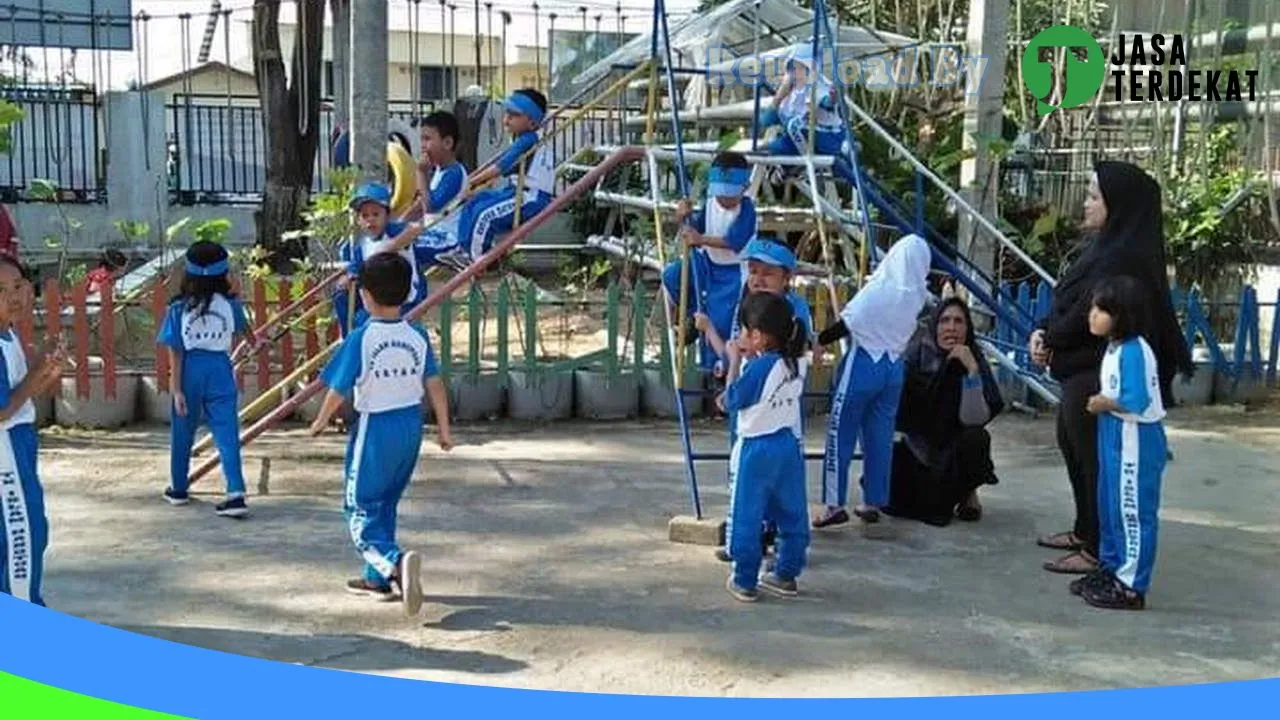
left=758, top=44, right=860, bottom=187
left=662, top=151, right=759, bottom=378
left=157, top=240, right=252, bottom=518
left=426, top=88, right=556, bottom=272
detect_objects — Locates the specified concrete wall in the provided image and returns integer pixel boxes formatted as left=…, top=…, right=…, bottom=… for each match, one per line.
left=10, top=91, right=259, bottom=257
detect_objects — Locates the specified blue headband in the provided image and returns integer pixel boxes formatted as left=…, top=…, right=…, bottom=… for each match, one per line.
left=708, top=166, right=750, bottom=197
left=186, top=258, right=229, bottom=277
left=506, top=92, right=545, bottom=125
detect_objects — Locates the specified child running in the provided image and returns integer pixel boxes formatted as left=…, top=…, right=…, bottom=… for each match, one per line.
left=718, top=292, right=810, bottom=602
left=310, top=252, right=453, bottom=617
left=1076, top=275, right=1167, bottom=611
left=663, top=151, right=758, bottom=374
left=333, top=182, right=425, bottom=335
left=158, top=241, right=253, bottom=518
left=416, top=88, right=555, bottom=272
left=413, top=110, right=468, bottom=219
left=758, top=45, right=857, bottom=186
left=815, top=234, right=931, bottom=531
left=0, top=256, right=63, bottom=606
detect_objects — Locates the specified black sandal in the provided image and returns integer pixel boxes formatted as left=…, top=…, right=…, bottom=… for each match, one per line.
left=1042, top=549, right=1099, bottom=575
left=1081, top=575, right=1146, bottom=610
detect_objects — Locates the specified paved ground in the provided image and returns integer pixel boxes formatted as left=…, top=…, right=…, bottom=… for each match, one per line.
left=37, top=403, right=1280, bottom=697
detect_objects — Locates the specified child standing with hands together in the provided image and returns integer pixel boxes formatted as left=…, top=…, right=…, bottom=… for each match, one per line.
left=718, top=292, right=810, bottom=602
left=0, top=256, right=64, bottom=606
left=311, top=252, right=453, bottom=617
left=1077, top=276, right=1167, bottom=611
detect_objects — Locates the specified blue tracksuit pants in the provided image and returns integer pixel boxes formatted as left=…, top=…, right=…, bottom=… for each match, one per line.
left=662, top=253, right=742, bottom=371
left=765, top=114, right=858, bottom=186
left=727, top=430, right=809, bottom=589
left=0, top=424, right=45, bottom=606
left=1097, top=415, right=1166, bottom=594
left=344, top=406, right=424, bottom=588
left=822, top=347, right=903, bottom=508
left=170, top=351, right=246, bottom=497
left=455, top=186, right=552, bottom=263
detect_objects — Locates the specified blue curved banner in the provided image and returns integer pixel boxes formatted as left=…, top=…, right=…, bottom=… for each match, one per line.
left=0, top=595, right=1276, bottom=718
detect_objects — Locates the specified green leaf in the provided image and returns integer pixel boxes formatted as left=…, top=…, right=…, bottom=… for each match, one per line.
left=28, top=178, right=56, bottom=201
left=165, top=217, right=192, bottom=242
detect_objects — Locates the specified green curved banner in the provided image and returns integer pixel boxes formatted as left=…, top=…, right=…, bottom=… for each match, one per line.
left=0, top=671, right=189, bottom=719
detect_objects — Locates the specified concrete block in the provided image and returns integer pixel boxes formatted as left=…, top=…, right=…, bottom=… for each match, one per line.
left=573, top=370, right=638, bottom=420
left=450, top=372, right=505, bottom=422
left=138, top=375, right=173, bottom=424
left=508, top=369, right=573, bottom=421
left=668, top=515, right=725, bottom=546
left=33, top=392, right=54, bottom=428
left=54, top=374, right=140, bottom=429
left=1214, top=370, right=1262, bottom=406
left=1171, top=362, right=1214, bottom=407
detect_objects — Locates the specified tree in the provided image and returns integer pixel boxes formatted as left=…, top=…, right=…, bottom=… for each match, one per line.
left=251, top=0, right=325, bottom=273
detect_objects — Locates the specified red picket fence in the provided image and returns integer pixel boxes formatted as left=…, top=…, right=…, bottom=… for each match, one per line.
left=18, top=274, right=339, bottom=401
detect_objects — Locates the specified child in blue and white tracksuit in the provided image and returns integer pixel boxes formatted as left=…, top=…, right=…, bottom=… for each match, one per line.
left=333, top=182, right=426, bottom=336
left=663, top=152, right=758, bottom=374
left=815, top=234, right=932, bottom=530
left=158, top=241, right=253, bottom=518
left=700, top=238, right=813, bottom=562
left=1078, top=276, right=1167, bottom=611
left=719, top=292, right=810, bottom=602
left=416, top=88, right=555, bottom=271
left=759, top=45, right=858, bottom=186
left=0, top=256, right=61, bottom=606
left=312, top=251, right=453, bottom=617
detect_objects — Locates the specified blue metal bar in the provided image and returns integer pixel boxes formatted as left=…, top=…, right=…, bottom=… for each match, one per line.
left=651, top=0, right=702, bottom=520
left=1269, top=286, right=1280, bottom=385
left=690, top=452, right=848, bottom=462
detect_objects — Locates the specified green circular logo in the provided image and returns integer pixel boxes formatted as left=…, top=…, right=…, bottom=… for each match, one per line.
left=1022, top=25, right=1106, bottom=115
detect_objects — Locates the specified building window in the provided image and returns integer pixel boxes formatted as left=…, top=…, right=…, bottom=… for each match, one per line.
left=324, top=60, right=334, bottom=97
left=418, top=66, right=455, bottom=100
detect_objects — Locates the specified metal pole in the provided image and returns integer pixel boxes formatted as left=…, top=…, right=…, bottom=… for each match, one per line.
left=350, top=0, right=388, bottom=181
left=473, top=0, right=481, bottom=82
left=534, top=4, right=542, bottom=91
left=485, top=2, right=494, bottom=89
left=449, top=4, right=457, bottom=98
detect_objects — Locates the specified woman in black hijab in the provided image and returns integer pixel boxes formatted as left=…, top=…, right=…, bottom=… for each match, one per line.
left=1030, top=161, right=1192, bottom=575
left=884, top=297, right=1005, bottom=526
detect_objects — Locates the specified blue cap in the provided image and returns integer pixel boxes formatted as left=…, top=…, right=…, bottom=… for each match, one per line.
left=741, top=238, right=796, bottom=271
left=349, top=182, right=392, bottom=211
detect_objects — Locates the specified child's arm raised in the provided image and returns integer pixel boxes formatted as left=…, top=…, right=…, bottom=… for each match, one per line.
left=385, top=221, right=425, bottom=253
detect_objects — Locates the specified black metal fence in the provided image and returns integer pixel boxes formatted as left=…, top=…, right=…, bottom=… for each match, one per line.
left=168, top=94, right=437, bottom=204
left=0, top=86, right=103, bottom=202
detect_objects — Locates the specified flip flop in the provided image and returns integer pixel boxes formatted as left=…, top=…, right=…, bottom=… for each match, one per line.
left=1036, top=531, right=1082, bottom=551
left=1042, top=550, right=1099, bottom=575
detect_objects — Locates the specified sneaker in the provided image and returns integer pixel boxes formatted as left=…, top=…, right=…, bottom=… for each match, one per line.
left=1081, top=576, right=1146, bottom=611
left=714, top=547, right=732, bottom=563
left=397, top=551, right=424, bottom=617
left=759, top=572, right=798, bottom=598
left=725, top=576, right=758, bottom=603
left=163, top=488, right=190, bottom=506
left=812, top=507, right=849, bottom=528
left=1069, top=569, right=1111, bottom=597
left=346, top=578, right=397, bottom=602
left=215, top=496, right=249, bottom=518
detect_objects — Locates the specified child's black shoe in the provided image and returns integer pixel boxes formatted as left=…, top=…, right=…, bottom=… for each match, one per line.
left=346, top=578, right=397, bottom=601
left=163, top=488, right=190, bottom=506
left=1069, top=569, right=1111, bottom=597
left=725, top=576, right=758, bottom=603
left=215, top=496, right=249, bottom=518
left=1081, top=575, right=1146, bottom=611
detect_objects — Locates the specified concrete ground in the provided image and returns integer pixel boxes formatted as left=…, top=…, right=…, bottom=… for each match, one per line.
left=38, top=403, right=1280, bottom=697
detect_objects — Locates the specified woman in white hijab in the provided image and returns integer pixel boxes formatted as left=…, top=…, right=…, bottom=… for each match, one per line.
left=814, top=234, right=933, bottom=530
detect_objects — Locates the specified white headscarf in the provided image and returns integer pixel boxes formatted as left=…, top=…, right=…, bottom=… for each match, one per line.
left=839, top=234, right=932, bottom=362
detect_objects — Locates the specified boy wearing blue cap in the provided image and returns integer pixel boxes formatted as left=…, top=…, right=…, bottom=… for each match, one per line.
left=663, top=151, right=758, bottom=374
left=333, top=182, right=424, bottom=335
left=759, top=46, right=857, bottom=186
left=701, top=237, right=814, bottom=563
left=416, top=88, right=554, bottom=272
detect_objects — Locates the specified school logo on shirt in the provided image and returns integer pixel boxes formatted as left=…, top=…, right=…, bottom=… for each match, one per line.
left=367, top=339, right=423, bottom=380
left=183, top=310, right=231, bottom=343
left=1109, top=374, right=1118, bottom=391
